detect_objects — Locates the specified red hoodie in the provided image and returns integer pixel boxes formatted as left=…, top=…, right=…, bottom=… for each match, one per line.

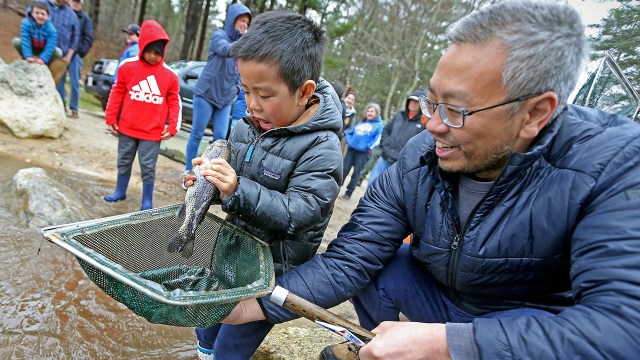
left=105, top=20, right=180, bottom=141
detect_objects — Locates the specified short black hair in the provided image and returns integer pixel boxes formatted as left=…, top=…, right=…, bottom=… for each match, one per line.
left=230, top=11, right=327, bottom=94
left=32, top=0, right=49, bottom=14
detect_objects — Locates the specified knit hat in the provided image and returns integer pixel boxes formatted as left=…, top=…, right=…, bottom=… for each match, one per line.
left=144, top=40, right=166, bottom=57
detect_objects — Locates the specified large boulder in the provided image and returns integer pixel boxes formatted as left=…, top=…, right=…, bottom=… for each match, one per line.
left=0, top=60, right=66, bottom=138
left=4, top=167, right=92, bottom=229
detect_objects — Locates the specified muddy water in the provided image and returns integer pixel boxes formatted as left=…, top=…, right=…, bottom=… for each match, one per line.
left=0, top=154, right=197, bottom=359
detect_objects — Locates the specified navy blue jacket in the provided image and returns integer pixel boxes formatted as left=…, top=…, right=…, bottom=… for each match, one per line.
left=262, top=105, right=640, bottom=358
left=74, top=9, right=93, bottom=58
left=194, top=3, right=251, bottom=108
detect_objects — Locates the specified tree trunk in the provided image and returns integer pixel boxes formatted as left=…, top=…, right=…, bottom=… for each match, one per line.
left=138, top=0, right=148, bottom=24
left=195, top=0, right=212, bottom=60
left=90, top=0, right=100, bottom=28
left=181, top=0, right=205, bottom=59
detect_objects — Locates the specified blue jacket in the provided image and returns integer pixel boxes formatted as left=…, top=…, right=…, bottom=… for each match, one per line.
left=263, top=105, right=640, bottom=358
left=74, top=9, right=94, bottom=58
left=194, top=3, right=251, bottom=108
left=20, top=10, right=57, bottom=64
left=224, top=79, right=343, bottom=276
left=113, top=42, right=139, bottom=82
left=345, top=116, right=384, bottom=152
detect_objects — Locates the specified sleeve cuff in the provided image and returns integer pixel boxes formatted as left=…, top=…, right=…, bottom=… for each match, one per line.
left=446, top=322, right=480, bottom=360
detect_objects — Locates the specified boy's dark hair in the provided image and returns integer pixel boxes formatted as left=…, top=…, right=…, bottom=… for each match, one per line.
left=230, top=11, right=327, bottom=94
left=32, top=0, right=49, bottom=14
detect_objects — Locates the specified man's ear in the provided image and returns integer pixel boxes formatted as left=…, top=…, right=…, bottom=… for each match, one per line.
left=297, top=80, right=317, bottom=106
left=519, top=91, right=558, bottom=140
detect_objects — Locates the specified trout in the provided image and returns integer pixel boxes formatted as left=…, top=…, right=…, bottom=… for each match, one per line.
left=167, top=140, right=231, bottom=258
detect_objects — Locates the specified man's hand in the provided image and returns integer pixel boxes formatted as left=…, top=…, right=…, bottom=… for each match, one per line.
left=221, top=299, right=266, bottom=324
left=359, top=322, right=451, bottom=360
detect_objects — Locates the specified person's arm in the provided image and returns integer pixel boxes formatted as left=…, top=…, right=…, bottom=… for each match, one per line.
left=379, top=113, right=396, bottom=150
left=19, top=20, right=33, bottom=60
left=40, top=23, right=58, bottom=64
left=64, top=12, right=80, bottom=62
left=104, top=65, right=129, bottom=128
left=209, top=30, right=234, bottom=57
left=222, top=133, right=342, bottom=236
left=367, top=122, right=384, bottom=150
left=78, top=16, right=94, bottom=57
left=164, top=74, right=181, bottom=137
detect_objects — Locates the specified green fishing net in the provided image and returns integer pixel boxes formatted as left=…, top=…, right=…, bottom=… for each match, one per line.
left=45, top=204, right=274, bottom=328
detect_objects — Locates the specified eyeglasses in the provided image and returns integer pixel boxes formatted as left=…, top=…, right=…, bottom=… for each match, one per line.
left=419, top=93, right=540, bottom=128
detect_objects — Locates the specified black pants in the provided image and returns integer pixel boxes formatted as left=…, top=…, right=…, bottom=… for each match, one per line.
left=343, top=148, right=370, bottom=195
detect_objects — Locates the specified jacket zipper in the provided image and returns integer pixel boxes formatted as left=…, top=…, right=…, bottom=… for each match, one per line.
left=240, top=136, right=260, bottom=175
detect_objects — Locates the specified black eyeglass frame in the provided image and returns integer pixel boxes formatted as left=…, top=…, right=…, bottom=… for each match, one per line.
left=419, top=93, right=541, bottom=128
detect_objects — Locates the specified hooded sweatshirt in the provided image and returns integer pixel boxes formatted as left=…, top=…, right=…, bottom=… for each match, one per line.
left=193, top=3, right=252, bottom=108
left=105, top=20, right=180, bottom=141
left=19, top=7, right=58, bottom=64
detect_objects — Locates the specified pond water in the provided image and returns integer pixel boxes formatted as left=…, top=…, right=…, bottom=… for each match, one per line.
left=0, top=153, right=197, bottom=359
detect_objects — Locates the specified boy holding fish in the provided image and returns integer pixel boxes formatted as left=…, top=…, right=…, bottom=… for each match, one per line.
left=182, top=11, right=344, bottom=360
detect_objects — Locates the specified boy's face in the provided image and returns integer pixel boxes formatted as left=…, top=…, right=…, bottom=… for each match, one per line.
left=32, top=7, right=49, bottom=25
left=126, top=33, right=139, bottom=44
left=234, top=14, right=250, bottom=34
left=238, top=59, right=307, bottom=132
left=142, top=49, right=162, bottom=65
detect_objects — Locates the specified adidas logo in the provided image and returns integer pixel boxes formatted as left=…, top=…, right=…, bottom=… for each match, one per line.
left=129, top=75, right=164, bottom=104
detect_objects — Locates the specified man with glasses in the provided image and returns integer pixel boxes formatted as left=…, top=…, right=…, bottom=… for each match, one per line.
left=222, top=1, right=640, bottom=359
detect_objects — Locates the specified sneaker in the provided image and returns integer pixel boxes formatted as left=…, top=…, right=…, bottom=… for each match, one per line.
left=71, top=110, right=79, bottom=118
left=340, top=193, right=351, bottom=200
left=196, top=342, right=214, bottom=360
left=319, top=342, right=360, bottom=360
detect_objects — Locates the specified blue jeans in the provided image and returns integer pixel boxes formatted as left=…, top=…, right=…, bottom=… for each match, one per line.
left=56, top=54, right=82, bottom=110
left=342, top=149, right=370, bottom=195
left=367, top=156, right=393, bottom=188
left=196, top=321, right=274, bottom=359
left=185, top=95, right=231, bottom=170
left=353, top=244, right=553, bottom=329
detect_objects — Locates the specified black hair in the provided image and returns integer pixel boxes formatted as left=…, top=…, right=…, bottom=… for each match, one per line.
left=32, top=0, right=49, bottom=14
left=230, top=11, right=327, bottom=94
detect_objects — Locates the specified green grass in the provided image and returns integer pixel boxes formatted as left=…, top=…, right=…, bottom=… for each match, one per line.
left=62, top=81, right=104, bottom=113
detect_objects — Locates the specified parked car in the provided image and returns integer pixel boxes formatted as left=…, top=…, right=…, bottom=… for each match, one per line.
left=84, top=58, right=206, bottom=127
left=84, top=58, right=118, bottom=111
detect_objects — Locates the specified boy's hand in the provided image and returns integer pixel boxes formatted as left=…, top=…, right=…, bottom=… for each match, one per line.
left=199, top=158, right=237, bottom=201
left=107, top=124, right=119, bottom=135
left=161, top=129, right=172, bottom=140
left=26, top=57, right=36, bottom=63
left=36, top=58, right=45, bottom=65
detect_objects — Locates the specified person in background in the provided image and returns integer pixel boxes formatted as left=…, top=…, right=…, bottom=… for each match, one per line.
left=64, top=0, right=93, bottom=119
left=12, top=1, right=62, bottom=66
left=186, top=11, right=343, bottom=360
left=340, top=86, right=357, bottom=157
left=113, top=23, right=140, bottom=83
left=184, top=3, right=252, bottom=171
left=227, top=87, right=247, bottom=137
left=103, top=20, right=180, bottom=211
left=47, top=0, right=79, bottom=105
left=340, top=103, right=383, bottom=200
left=220, top=1, right=640, bottom=359
left=367, top=88, right=426, bottom=186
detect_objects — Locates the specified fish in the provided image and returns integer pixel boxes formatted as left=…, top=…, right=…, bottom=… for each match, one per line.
left=167, top=139, right=231, bottom=258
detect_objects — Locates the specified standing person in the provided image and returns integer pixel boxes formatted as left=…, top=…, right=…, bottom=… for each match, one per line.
left=221, top=1, right=640, bottom=359
left=103, top=20, right=180, bottom=211
left=12, top=1, right=63, bottom=66
left=184, top=3, right=252, bottom=171
left=64, top=0, right=93, bottom=119
left=340, top=103, right=383, bottom=200
left=47, top=0, right=79, bottom=104
left=113, top=23, right=140, bottom=83
left=184, top=11, right=343, bottom=360
left=339, top=87, right=357, bottom=157
left=367, top=88, right=426, bottom=186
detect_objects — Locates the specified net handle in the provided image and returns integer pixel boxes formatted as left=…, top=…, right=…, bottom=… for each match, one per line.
left=270, top=286, right=374, bottom=344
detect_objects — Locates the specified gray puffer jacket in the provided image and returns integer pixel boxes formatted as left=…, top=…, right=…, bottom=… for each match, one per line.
left=222, top=79, right=343, bottom=276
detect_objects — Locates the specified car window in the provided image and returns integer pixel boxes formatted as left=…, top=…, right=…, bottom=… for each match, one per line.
left=185, top=65, right=205, bottom=85
left=103, top=61, right=118, bottom=76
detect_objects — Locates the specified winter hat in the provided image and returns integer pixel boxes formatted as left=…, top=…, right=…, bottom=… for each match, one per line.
left=144, top=40, right=166, bottom=57
left=122, top=24, right=141, bottom=35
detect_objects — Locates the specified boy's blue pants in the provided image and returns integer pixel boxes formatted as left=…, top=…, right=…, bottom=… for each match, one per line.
left=196, top=320, right=273, bottom=359
left=352, top=244, right=553, bottom=329
left=185, top=95, right=232, bottom=170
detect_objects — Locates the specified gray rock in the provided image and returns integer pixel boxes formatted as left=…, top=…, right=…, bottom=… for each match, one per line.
left=4, top=167, right=92, bottom=229
left=0, top=60, right=66, bottom=138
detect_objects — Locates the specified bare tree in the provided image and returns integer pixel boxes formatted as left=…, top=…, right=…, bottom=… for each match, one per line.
left=181, top=0, right=205, bottom=59
left=138, top=0, right=147, bottom=24
left=194, top=0, right=213, bottom=60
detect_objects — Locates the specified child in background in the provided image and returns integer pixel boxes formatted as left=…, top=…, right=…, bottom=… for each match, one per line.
left=341, top=103, right=384, bottom=200
left=103, top=20, right=180, bottom=211
left=12, top=1, right=62, bottom=65
left=185, top=11, right=343, bottom=360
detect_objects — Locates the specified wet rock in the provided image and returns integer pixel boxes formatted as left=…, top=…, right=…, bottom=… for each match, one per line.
left=4, top=167, right=92, bottom=229
left=0, top=60, right=66, bottom=138
left=255, top=326, right=345, bottom=360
